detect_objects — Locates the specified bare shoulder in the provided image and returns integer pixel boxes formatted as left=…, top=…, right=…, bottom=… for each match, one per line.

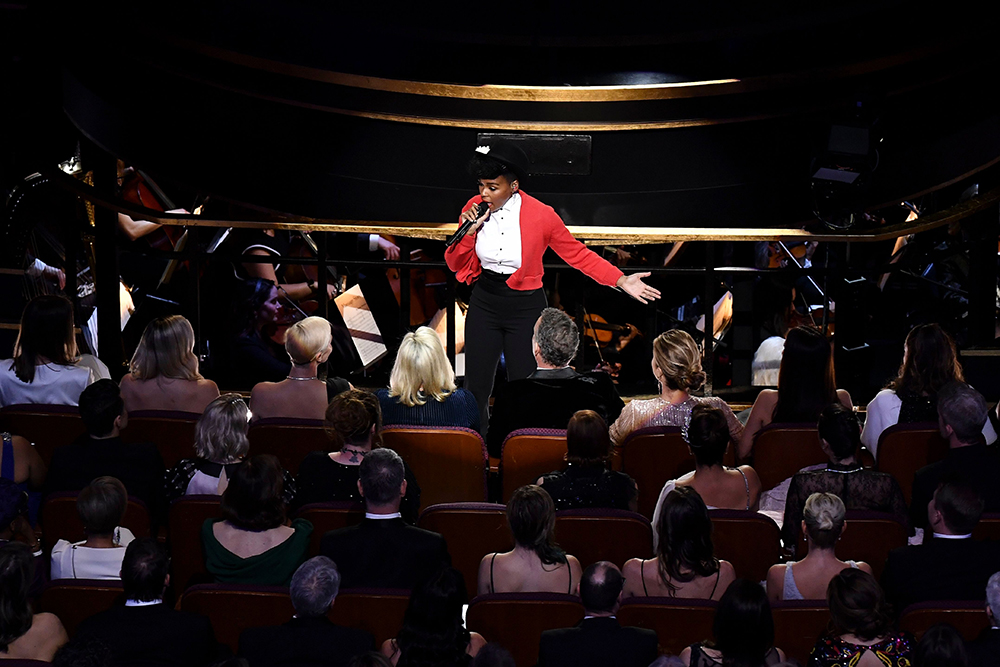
left=678, top=646, right=693, bottom=666
left=468, top=632, right=487, bottom=656
left=715, top=560, right=737, bottom=596
left=622, top=558, right=644, bottom=575
left=836, top=388, right=854, bottom=409
left=740, top=465, right=762, bottom=485
left=380, top=638, right=397, bottom=658
left=754, top=390, right=779, bottom=408
left=198, top=378, right=220, bottom=395
left=33, top=612, right=68, bottom=640
left=856, top=561, right=873, bottom=575
left=765, top=564, right=786, bottom=598
left=12, top=434, right=33, bottom=454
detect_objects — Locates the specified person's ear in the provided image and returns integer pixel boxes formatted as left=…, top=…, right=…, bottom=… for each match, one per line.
left=357, top=480, right=365, bottom=498
left=800, top=520, right=807, bottom=539
left=400, top=478, right=408, bottom=498
left=510, top=179, right=519, bottom=193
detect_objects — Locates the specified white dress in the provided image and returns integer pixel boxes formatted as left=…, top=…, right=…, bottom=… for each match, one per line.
left=861, top=389, right=997, bottom=458
left=50, top=527, right=136, bottom=580
left=0, top=357, right=105, bottom=407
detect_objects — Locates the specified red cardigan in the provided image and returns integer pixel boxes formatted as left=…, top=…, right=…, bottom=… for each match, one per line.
left=444, top=192, right=623, bottom=291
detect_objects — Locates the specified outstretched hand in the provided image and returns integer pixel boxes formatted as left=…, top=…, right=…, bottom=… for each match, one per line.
left=616, top=272, right=661, bottom=304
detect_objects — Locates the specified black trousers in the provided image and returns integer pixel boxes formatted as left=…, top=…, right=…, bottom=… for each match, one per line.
left=464, top=270, right=547, bottom=438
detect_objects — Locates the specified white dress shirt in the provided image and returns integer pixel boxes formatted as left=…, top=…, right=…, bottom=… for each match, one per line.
left=475, top=192, right=522, bottom=274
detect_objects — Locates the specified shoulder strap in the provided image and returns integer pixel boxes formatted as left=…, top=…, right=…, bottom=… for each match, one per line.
left=710, top=568, right=721, bottom=598
left=490, top=552, right=497, bottom=594
left=568, top=560, right=573, bottom=594
left=641, top=559, right=649, bottom=596
left=738, top=467, right=750, bottom=509
left=1, top=432, right=13, bottom=480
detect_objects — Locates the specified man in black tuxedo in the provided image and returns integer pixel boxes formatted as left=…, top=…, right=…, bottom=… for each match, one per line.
left=77, top=538, right=221, bottom=666
left=44, top=380, right=164, bottom=518
left=239, top=556, right=374, bottom=666
left=882, top=480, right=1000, bottom=611
left=967, top=571, right=1000, bottom=667
left=910, top=382, right=1000, bottom=533
left=538, top=561, right=658, bottom=667
left=487, top=308, right=625, bottom=456
left=320, top=448, right=450, bottom=589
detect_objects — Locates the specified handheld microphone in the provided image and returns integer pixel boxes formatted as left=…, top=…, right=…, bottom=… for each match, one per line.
left=446, top=202, right=490, bottom=248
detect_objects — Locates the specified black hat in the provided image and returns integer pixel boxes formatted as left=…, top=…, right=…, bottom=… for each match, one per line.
left=473, top=141, right=529, bottom=181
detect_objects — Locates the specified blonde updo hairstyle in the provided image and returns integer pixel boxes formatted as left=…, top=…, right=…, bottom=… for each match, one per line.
left=652, top=329, right=706, bottom=392
left=129, top=315, right=202, bottom=381
left=194, top=394, right=250, bottom=463
left=388, top=326, right=456, bottom=407
left=803, top=492, right=846, bottom=549
left=285, top=317, right=333, bottom=365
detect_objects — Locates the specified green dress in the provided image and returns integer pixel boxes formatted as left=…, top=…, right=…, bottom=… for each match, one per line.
left=201, top=517, right=313, bottom=586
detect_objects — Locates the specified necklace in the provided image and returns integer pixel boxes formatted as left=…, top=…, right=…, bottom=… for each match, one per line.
left=286, top=375, right=318, bottom=381
left=341, top=447, right=369, bottom=463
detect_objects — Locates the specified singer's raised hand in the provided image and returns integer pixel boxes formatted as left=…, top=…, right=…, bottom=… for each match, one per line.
left=459, top=202, right=490, bottom=235
left=616, top=272, right=662, bottom=304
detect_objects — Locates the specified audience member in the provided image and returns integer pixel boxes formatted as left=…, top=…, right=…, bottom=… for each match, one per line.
left=966, top=571, right=1000, bottom=667
left=321, top=448, right=449, bottom=589
left=882, top=479, right=1000, bottom=610
left=227, top=278, right=291, bottom=387
left=914, top=624, right=967, bottom=667
left=202, top=455, right=312, bottom=586
left=51, top=476, right=135, bottom=580
left=0, top=542, right=67, bottom=662
left=380, top=566, right=485, bottom=665
left=44, top=380, right=164, bottom=514
left=478, top=485, right=581, bottom=595
left=119, top=315, right=220, bottom=414
left=0, top=479, right=44, bottom=597
left=376, top=326, right=479, bottom=431
left=0, top=431, right=45, bottom=503
left=679, top=579, right=786, bottom=667
left=239, top=556, right=374, bottom=667
left=77, top=538, right=219, bottom=666
left=250, top=316, right=349, bottom=422
left=623, top=486, right=735, bottom=600
left=490, top=308, right=625, bottom=456
left=296, top=389, right=420, bottom=523
left=538, top=561, right=658, bottom=667
left=863, top=324, right=995, bottom=457
left=739, top=326, right=852, bottom=460
left=165, top=394, right=294, bottom=505
left=537, top=410, right=638, bottom=511
left=751, top=279, right=794, bottom=387
left=0, top=294, right=107, bottom=407
left=767, top=493, right=872, bottom=601
left=782, top=403, right=907, bottom=546
left=809, top=569, right=913, bottom=667
left=910, top=382, right=1000, bottom=531
left=651, top=404, right=761, bottom=525
left=610, top=329, right=741, bottom=449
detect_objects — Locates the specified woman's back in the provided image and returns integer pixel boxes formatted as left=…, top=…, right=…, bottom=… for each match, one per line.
left=478, top=550, right=581, bottom=595
left=120, top=375, right=219, bottom=413
left=376, top=388, right=480, bottom=431
left=0, top=361, right=94, bottom=407
left=678, top=466, right=761, bottom=511
left=2, top=612, right=68, bottom=662
left=250, top=379, right=328, bottom=421
left=622, top=557, right=735, bottom=600
left=767, top=559, right=870, bottom=601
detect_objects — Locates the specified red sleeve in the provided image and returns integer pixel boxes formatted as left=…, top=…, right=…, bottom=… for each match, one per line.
left=543, top=206, right=624, bottom=287
left=444, top=196, right=483, bottom=284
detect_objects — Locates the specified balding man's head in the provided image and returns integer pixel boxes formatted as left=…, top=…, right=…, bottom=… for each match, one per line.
left=579, top=561, right=624, bottom=615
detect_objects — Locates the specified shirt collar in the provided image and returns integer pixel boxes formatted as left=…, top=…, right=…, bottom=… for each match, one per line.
left=365, top=512, right=402, bottom=520
left=493, top=192, right=521, bottom=215
left=932, top=532, right=973, bottom=540
left=125, top=599, right=163, bottom=607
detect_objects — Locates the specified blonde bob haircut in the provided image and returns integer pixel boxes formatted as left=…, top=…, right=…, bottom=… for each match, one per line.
left=194, top=394, right=250, bottom=463
left=129, top=315, right=202, bottom=381
left=388, top=326, right=456, bottom=407
left=285, top=317, right=333, bottom=365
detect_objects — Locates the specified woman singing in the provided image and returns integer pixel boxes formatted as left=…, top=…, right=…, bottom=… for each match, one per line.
left=445, top=142, right=660, bottom=433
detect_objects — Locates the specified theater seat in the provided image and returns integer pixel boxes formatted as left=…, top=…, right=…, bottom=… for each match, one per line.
left=120, top=410, right=200, bottom=469
left=168, top=495, right=223, bottom=592
left=752, top=424, right=825, bottom=491
left=619, top=426, right=690, bottom=520
left=417, top=503, right=512, bottom=596
left=900, top=601, right=990, bottom=641
left=293, top=501, right=365, bottom=556
left=37, top=579, right=123, bottom=637
left=876, top=423, right=949, bottom=505
left=382, top=426, right=488, bottom=512
left=40, top=492, right=151, bottom=554
left=180, top=584, right=295, bottom=652
left=793, top=510, right=907, bottom=580
left=247, top=417, right=330, bottom=475
left=327, top=588, right=411, bottom=645
left=771, top=601, right=830, bottom=664
left=617, top=596, right=718, bottom=656
left=973, top=512, right=1000, bottom=541
left=500, top=429, right=567, bottom=503
left=466, top=593, right=584, bottom=667
left=0, top=404, right=85, bottom=466
left=709, top=510, right=782, bottom=582
left=553, top=509, right=654, bottom=569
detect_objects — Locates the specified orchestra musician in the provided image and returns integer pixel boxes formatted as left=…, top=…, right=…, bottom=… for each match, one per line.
left=445, top=142, right=661, bottom=435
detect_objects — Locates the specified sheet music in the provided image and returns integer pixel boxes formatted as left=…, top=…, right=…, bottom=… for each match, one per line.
left=334, top=284, right=387, bottom=367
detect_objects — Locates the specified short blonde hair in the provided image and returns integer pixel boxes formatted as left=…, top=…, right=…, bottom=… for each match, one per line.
left=388, top=327, right=456, bottom=407
left=286, top=317, right=333, bottom=365
left=129, top=316, right=202, bottom=381
left=194, top=394, right=250, bottom=463
left=803, top=492, right=846, bottom=548
left=652, top=329, right=706, bottom=392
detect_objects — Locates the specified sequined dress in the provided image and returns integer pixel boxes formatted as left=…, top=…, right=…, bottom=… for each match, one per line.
left=609, top=396, right=744, bottom=447
left=539, top=464, right=638, bottom=511
left=808, top=633, right=914, bottom=667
